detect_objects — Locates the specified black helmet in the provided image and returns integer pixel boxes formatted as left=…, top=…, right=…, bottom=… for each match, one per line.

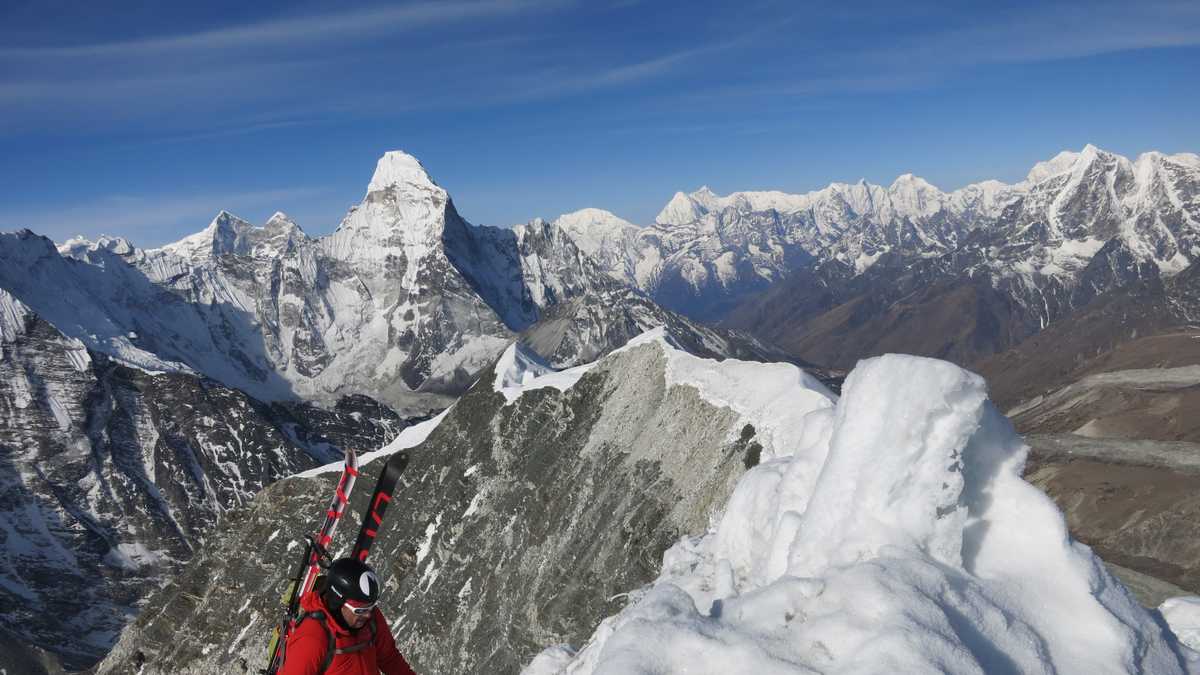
left=322, top=558, right=381, bottom=615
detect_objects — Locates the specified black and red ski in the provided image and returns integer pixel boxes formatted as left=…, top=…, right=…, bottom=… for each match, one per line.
left=350, top=450, right=409, bottom=562
left=263, top=447, right=359, bottom=674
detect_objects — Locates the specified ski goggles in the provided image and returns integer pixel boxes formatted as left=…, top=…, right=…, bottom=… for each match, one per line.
left=344, top=600, right=376, bottom=616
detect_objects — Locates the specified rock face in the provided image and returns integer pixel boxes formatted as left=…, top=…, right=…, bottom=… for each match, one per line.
left=94, top=337, right=835, bottom=675
left=0, top=288, right=407, bottom=670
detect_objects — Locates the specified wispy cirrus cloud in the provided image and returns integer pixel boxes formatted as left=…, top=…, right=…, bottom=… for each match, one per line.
left=0, top=0, right=566, bottom=60
left=0, top=187, right=330, bottom=247
left=0, top=0, right=569, bottom=135
left=10, top=0, right=1192, bottom=142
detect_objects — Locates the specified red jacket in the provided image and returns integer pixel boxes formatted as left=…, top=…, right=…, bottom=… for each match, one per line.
left=279, top=591, right=417, bottom=675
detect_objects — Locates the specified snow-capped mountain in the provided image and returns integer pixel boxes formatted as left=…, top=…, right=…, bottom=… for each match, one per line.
left=706, top=147, right=1200, bottom=365
left=571, top=146, right=1199, bottom=331
left=0, top=289, right=406, bottom=670
left=5, top=151, right=774, bottom=419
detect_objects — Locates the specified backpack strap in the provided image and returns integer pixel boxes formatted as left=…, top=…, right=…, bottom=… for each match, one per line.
left=296, top=609, right=377, bottom=671
left=295, top=610, right=337, bottom=675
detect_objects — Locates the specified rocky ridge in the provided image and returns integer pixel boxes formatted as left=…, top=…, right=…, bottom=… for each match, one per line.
left=95, top=334, right=835, bottom=674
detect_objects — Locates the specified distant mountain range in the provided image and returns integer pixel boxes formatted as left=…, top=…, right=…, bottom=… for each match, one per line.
left=3, top=152, right=777, bottom=418
left=558, top=145, right=1199, bottom=366
left=2, top=144, right=1198, bottom=671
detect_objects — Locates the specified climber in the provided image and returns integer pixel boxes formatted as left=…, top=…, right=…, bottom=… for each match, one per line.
left=277, top=558, right=417, bottom=675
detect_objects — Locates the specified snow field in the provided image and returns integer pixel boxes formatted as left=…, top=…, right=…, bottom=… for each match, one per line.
left=523, top=351, right=1198, bottom=674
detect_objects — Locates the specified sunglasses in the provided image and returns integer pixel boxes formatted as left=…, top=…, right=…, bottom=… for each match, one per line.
left=344, top=601, right=376, bottom=616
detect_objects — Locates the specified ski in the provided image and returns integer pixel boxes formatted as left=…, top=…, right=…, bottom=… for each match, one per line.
left=263, top=447, right=359, bottom=675
left=350, top=450, right=410, bottom=562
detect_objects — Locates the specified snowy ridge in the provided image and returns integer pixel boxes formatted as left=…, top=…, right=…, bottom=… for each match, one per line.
left=492, top=341, right=594, bottom=403
left=295, top=408, right=452, bottom=478
left=493, top=329, right=836, bottom=453
left=525, top=353, right=1200, bottom=674
left=617, top=328, right=835, bottom=459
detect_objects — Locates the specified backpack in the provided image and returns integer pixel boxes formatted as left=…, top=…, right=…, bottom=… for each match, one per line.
left=292, top=609, right=378, bottom=675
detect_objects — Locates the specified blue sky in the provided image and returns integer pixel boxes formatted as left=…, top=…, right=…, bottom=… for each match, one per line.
left=1, top=0, right=1198, bottom=246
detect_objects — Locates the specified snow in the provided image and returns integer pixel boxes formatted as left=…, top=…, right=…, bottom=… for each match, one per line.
left=1027, top=150, right=1083, bottom=184
left=463, top=491, right=486, bottom=519
left=416, top=513, right=442, bottom=566
left=619, top=328, right=835, bottom=460
left=227, top=610, right=259, bottom=655
left=493, top=342, right=597, bottom=404
left=655, top=191, right=709, bottom=226
left=64, top=339, right=92, bottom=372
left=157, top=210, right=254, bottom=262
left=1055, top=236, right=1106, bottom=260
left=853, top=249, right=883, bottom=274
left=428, top=335, right=511, bottom=383
left=492, top=331, right=836, bottom=457
left=0, top=288, right=31, bottom=342
left=47, top=393, right=71, bottom=430
left=367, top=150, right=438, bottom=193
left=1160, top=596, right=1200, bottom=652
left=554, top=208, right=640, bottom=246
left=103, top=543, right=167, bottom=571
left=524, top=353, right=1195, bottom=674
left=296, top=407, right=452, bottom=477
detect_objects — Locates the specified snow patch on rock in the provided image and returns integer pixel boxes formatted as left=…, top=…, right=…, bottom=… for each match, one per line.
left=493, top=342, right=595, bottom=404
left=296, top=407, right=452, bottom=478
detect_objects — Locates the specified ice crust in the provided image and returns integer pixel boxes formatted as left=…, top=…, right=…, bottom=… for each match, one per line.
left=1161, top=597, right=1200, bottom=653
left=522, top=351, right=1198, bottom=674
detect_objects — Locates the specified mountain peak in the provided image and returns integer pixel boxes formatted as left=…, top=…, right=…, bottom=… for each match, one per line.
left=556, top=208, right=636, bottom=228
left=210, top=209, right=253, bottom=232
left=368, top=151, right=439, bottom=193
left=656, top=191, right=709, bottom=226
left=889, top=173, right=936, bottom=191
left=1026, top=150, right=1082, bottom=184
left=155, top=210, right=253, bottom=261
left=263, top=211, right=303, bottom=233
